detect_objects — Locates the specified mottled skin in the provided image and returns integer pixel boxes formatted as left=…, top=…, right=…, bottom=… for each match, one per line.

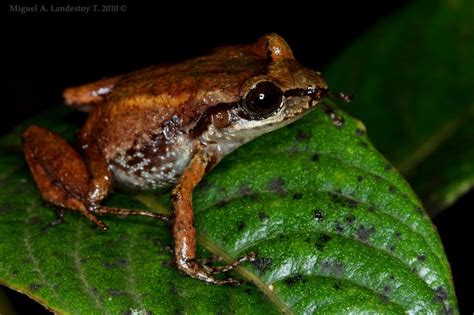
left=22, top=34, right=335, bottom=284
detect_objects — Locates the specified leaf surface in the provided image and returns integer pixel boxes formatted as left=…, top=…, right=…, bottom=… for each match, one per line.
left=0, top=105, right=457, bottom=314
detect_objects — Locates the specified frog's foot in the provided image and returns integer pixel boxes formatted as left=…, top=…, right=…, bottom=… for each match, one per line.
left=23, top=125, right=109, bottom=230
left=91, top=205, right=172, bottom=222
left=329, top=90, right=353, bottom=103
left=176, top=260, right=243, bottom=285
left=50, top=207, right=66, bottom=227
left=320, top=103, right=345, bottom=127
left=202, top=252, right=256, bottom=275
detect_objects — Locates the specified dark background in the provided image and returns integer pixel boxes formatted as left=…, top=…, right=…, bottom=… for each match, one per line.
left=4, top=1, right=472, bottom=313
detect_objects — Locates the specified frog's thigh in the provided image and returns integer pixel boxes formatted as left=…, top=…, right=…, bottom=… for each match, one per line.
left=79, top=139, right=112, bottom=204
left=63, top=75, right=123, bottom=112
left=22, top=125, right=106, bottom=227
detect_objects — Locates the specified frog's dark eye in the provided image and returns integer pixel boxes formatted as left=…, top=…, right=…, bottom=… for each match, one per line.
left=242, top=81, right=284, bottom=119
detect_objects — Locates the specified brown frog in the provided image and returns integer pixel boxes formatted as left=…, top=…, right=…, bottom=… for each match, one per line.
left=22, top=34, right=342, bottom=285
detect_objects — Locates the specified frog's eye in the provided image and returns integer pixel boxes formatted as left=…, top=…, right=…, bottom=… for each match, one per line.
left=242, top=82, right=284, bottom=119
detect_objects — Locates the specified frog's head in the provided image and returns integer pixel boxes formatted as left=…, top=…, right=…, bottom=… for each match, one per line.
left=195, top=33, right=330, bottom=148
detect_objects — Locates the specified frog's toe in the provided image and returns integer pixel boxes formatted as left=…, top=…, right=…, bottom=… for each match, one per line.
left=201, top=252, right=256, bottom=276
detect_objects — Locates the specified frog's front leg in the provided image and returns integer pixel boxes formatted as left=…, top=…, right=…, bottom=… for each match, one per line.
left=22, top=125, right=171, bottom=228
left=172, top=151, right=255, bottom=285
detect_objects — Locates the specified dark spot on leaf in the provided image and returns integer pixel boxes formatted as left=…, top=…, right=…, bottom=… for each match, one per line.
left=357, top=175, right=364, bottom=182
left=333, top=280, right=343, bottom=290
left=169, top=283, right=178, bottom=295
left=79, top=258, right=87, bottom=264
left=29, top=283, right=41, bottom=292
left=345, top=214, right=356, bottom=224
left=358, top=140, right=369, bottom=148
left=389, top=245, right=396, bottom=252
left=331, top=194, right=343, bottom=205
left=108, top=288, right=128, bottom=297
left=215, top=198, right=230, bottom=208
left=395, top=232, right=402, bottom=239
left=197, top=178, right=211, bottom=191
left=433, top=286, right=449, bottom=303
left=258, top=211, right=268, bottom=222
left=92, top=287, right=100, bottom=297
left=389, top=275, right=395, bottom=281
left=293, top=193, right=303, bottom=200
left=417, top=254, right=426, bottom=261
left=384, top=164, right=393, bottom=171
left=103, top=257, right=128, bottom=269
left=355, top=128, right=366, bottom=136
left=379, top=293, right=390, bottom=304
left=357, top=225, right=376, bottom=242
left=388, top=185, right=397, bottom=193
left=315, top=234, right=331, bottom=251
left=162, top=260, right=173, bottom=268
left=305, top=237, right=311, bottom=243
left=374, top=175, right=383, bottom=182
left=15, top=180, right=29, bottom=194
left=0, top=203, right=13, bottom=214
left=311, top=153, right=320, bottom=162
left=237, top=221, right=246, bottom=231
left=283, top=274, right=306, bottom=286
left=367, top=206, right=376, bottom=212
left=412, top=267, right=417, bottom=273
left=244, top=287, right=253, bottom=295
left=320, top=260, right=345, bottom=278
left=239, top=183, right=258, bottom=200
left=383, top=285, right=391, bottom=293
left=28, top=216, right=43, bottom=225
left=313, top=210, right=324, bottom=221
left=252, top=257, right=273, bottom=273
left=335, top=221, right=345, bottom=233
left=346, top=198, right=359, bottom=208
left=267, top=178, right=287, bottom=196
left=295, top=129, right=311, bottom=142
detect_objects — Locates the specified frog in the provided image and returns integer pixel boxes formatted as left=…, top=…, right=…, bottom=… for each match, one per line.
left=22, top=33, right=343, bottom=285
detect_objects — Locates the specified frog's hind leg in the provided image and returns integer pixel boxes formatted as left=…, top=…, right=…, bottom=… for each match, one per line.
left=23, top=125, right=171, bottom=229
left=22, top=125, right=109, bottom=229
left=63, top=75, right=123, bottom=112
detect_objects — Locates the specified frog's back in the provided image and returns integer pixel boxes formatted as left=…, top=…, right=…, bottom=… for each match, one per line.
left=79, top=39, right=269, bottom=189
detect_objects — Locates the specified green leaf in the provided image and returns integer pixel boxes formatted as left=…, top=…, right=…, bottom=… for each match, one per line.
left=0, top=105, right=457, bottom=314
left=325, top=0, right=474, bottom=215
